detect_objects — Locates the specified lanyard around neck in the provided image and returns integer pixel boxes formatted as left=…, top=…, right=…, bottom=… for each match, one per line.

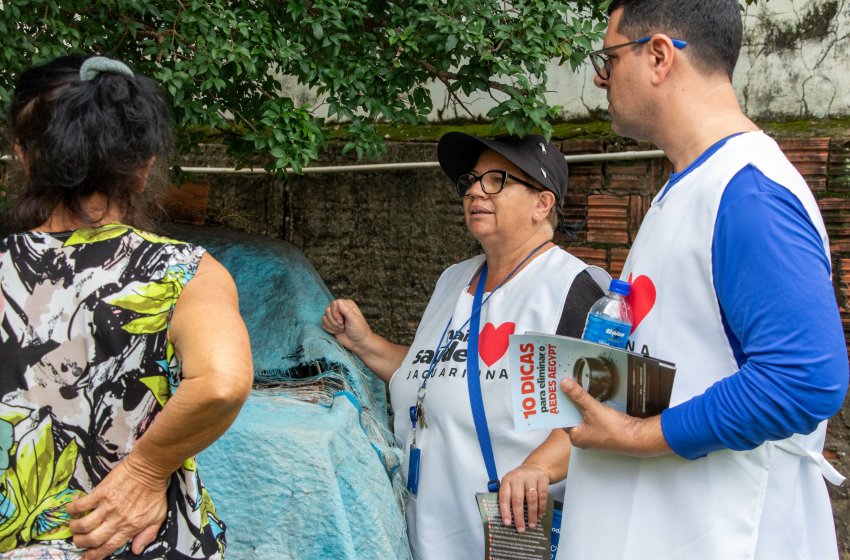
left=409, top=240, right=552, bottom=447
left=467, top=264, right=500, bottom=492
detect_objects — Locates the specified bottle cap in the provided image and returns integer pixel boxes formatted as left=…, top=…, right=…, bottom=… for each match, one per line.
left=609, top=279, right=631, bottom=296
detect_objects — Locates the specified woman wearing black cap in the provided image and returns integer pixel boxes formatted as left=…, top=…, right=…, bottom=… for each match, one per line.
left=322, top=132, right=608, bottom=560
left=0, top=55, right=252, bottom=559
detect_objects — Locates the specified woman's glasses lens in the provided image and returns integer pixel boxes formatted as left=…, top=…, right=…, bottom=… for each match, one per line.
left=456, top=171, right=508, bottom=196
left=456, top=174, right=475, bottom=195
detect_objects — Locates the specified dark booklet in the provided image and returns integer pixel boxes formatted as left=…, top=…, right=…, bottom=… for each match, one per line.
left=476, top=492, right=554, bottom=560
left=508, top=332, right=676, bottom=431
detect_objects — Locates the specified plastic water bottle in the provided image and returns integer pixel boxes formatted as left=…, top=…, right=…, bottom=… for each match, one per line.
left=581, top=279, right=633, bottom=349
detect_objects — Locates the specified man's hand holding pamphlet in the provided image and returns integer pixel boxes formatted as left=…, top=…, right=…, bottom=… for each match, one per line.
left=508, top=333, right=676, bottom=431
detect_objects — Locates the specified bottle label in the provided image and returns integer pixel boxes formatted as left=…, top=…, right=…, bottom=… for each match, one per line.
left=582, top=315, right=630, bottom=349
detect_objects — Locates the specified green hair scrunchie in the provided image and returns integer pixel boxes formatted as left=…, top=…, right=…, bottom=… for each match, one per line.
left=79, top=56, right=134, bottom=81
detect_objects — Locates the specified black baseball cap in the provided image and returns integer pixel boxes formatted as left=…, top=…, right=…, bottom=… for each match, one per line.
left=437, top=132, right=569, bottom=217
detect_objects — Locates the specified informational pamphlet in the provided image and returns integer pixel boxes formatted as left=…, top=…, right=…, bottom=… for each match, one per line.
left=476, top=492, right=554, bottom=560
left=508, top=333, right=676, bottom=431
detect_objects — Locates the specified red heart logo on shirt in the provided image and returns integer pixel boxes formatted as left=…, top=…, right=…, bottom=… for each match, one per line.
left=478, top=322, right=516, bottom=366
left=627, top=274, right=656, bottom=334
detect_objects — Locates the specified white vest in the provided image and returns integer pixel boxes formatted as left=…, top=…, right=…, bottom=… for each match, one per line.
left=559, top=132, right=841, bottom=560
left=389, top=247, right=607, bottom=560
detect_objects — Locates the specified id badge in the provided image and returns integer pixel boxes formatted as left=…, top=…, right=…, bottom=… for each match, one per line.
left=407, top=445, right=421, bottom=495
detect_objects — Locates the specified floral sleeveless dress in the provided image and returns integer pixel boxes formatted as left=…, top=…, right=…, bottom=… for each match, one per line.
left=0, top=224, right=226, bottom=559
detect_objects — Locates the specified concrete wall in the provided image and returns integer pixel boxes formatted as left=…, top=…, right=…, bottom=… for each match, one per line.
left=182, top=143, right=479, bottom=343
left=737, top=0, right=850, bottom=117
left=546, top=0, right=850, bottom=120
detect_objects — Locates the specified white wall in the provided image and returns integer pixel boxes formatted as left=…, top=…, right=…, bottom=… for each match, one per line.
left=736, top=0, right=849, bottom=117
left=425, top=0, right=850, bottom=121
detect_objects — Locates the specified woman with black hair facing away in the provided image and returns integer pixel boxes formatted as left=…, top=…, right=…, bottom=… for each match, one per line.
left=0, top=55, right=253, bottom=559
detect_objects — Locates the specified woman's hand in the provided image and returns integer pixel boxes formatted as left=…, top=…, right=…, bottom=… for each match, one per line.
left=321, top=299, right=373, bottom=353
left=321, top=299, right=409, bottom=383
left=67, top=455, right=168, bottom=560
left=498, top=463, right=550, bottom=533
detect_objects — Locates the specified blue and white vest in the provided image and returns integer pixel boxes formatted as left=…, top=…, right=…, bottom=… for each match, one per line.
left=390, top=246, right=607, bottom=560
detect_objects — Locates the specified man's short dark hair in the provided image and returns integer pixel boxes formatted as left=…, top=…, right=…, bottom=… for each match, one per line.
left=608, top=0, right=743, bottom=79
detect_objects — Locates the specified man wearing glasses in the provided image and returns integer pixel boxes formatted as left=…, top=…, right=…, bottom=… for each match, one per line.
left=557, top=1, right=848, bottom=559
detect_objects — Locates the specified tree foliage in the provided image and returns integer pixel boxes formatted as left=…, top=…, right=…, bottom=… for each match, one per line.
left=0, top=1, right=759, bottom=172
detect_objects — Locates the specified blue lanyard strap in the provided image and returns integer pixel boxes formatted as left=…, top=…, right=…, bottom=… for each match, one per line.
left=467, top=264, right=500, bottom=492
left=410, top=239, right=552, bottom=477
left=416, top=240, right=551, bottom=398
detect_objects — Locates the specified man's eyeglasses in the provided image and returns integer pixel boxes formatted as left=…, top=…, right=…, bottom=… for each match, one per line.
left=589, top=36, right=687, bottom=81
left=455, top=170, right=540, bottom=196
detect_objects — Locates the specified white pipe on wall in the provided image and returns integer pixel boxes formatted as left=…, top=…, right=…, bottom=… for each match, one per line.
left=0, top=150, right=667, bottom=175
left=179, top=150, right=667, bottom=174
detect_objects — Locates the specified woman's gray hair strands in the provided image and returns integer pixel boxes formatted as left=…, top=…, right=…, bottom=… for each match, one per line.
left=79, top=56, right=134, bottom=81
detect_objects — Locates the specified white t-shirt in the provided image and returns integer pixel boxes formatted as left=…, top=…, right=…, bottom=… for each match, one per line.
left=389, top=247, right=607, bottom=560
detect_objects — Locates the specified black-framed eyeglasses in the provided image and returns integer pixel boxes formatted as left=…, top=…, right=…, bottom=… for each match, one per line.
left=589, top=36, right=687, bottom=81
left=455, top=170, right=540, bottom=196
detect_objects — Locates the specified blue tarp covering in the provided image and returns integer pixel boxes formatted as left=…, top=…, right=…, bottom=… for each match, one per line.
left=162, top=225, right=409, bottom=559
